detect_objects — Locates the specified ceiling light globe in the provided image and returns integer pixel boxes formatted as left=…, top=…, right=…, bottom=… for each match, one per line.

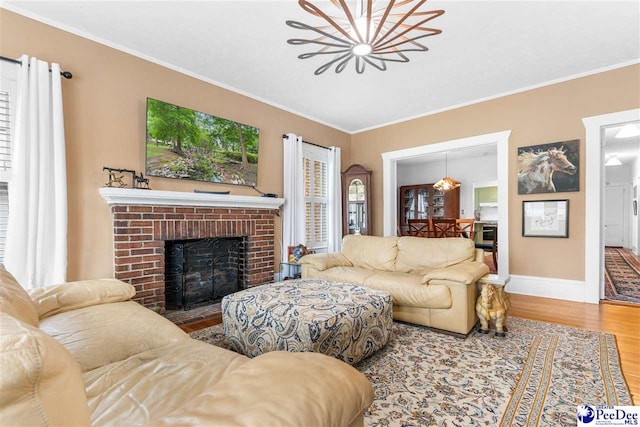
left=615, top=123, right=640, bottom=139
left=353, top=43, right=372, bottom=56
left=605, top=155, right=623, bottom=166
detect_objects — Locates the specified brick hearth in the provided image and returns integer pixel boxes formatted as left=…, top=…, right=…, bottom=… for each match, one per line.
left=102, top=189, right=282, bottom=312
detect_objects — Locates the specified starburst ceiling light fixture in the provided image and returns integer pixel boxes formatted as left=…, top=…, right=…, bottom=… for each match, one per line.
left=286, top=0, right=445, bottom=75
left=433, top=152, right=460, bottom=191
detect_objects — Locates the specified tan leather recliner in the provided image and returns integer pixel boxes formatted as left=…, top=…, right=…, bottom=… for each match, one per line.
left=300, top=235, right=490, bottom=336
left=0, top=265, right=373, bottom=426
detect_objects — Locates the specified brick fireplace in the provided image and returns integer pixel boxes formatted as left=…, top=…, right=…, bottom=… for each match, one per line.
left=100, top=188, right=284, bottom=312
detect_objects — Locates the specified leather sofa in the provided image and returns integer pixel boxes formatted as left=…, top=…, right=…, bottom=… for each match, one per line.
left=0, top=265, right=373, bottom=426
left=299, top=235, right=490, bottom=336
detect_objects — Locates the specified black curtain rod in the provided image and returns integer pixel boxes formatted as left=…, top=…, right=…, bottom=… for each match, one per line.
left=282, top=133, right=330, bottom=150
left=0, top=55, right=73, bottom=79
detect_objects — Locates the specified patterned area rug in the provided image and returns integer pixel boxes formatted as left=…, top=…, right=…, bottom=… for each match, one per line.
left=190, top=317, right=631, bottom=426
left=604, top=247, right=640, bottom=304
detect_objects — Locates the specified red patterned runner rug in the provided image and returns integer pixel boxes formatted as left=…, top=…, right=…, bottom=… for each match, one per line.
left=604, top=247, right=640, bottom=304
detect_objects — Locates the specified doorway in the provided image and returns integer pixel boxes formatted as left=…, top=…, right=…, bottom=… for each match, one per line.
left=583, top=109, right=640, bottom=304
left=381, top=130, right=511, bottom=278
left=602, top=121, right=640, bottom=304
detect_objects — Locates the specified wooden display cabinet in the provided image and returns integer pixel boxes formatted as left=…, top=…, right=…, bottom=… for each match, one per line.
left=399, top=183, right=460, bottom=225
left=342, top=164, right=372, bottom=236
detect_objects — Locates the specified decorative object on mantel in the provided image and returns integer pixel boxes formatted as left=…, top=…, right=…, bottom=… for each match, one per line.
left=194, top=189, right=231, bottom=195
left=133, top=172, right=150, bottom=189
left=433, top=152, right=460, bottom=191
left=103, top=167, right=151, bottom=190
left=104, top=171, right=127, bottom=188
left=251, top=186, right=278, bottom=198
left=103, top=167, right=134, bottom=188
left=285, top=0, right=445, bottom=75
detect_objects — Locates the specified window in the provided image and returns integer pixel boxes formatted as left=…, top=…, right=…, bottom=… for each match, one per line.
left=302, top=144, right=328, bottom=252
left=0, top=63, right=18, bottom=263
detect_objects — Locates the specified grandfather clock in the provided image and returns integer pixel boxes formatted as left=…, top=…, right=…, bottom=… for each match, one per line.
left=342, top=164, right=372, bottom=236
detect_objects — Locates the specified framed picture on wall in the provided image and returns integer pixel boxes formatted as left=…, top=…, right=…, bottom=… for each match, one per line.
left=517, top=140, right=579, bottom=194
left=522, top=200, right=569, bottom=238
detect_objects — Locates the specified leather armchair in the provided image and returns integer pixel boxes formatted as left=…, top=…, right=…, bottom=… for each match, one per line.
left=0, top=265, right=373, bottom=426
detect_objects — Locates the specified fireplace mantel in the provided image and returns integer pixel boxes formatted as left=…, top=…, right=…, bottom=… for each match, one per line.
left=102, top=187, right=281, bottom=311
left=99, top=187, right=284, bottom=210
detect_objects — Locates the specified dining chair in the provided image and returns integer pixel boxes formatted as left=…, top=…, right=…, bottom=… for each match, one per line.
left=407, top=219, right=432, bottom=237
left=431, top=218, right=458, bottom=238
left=455, top=218, right=475, bottom=240
left=397, top=224, right=412, bottom=236
left=475, top=225, right=498, bottom=272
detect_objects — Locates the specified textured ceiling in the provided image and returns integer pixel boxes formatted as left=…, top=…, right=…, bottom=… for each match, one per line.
left=3, top=1, right=639, bottom=133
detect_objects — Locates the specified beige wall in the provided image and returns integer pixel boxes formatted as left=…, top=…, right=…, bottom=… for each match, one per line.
left=352, top=65, right=640, bottom=281
left=0, top=10, right=351, bottom=281
left=3, top=9, right=639, bottom=284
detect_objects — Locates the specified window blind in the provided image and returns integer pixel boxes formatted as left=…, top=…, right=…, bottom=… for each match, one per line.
left=302, top=145, right=328, bottom=250
left=0, top=182, right=7, bottom=262
left=0, top=90, right=10, bottom=172
left=0, top=89, right=11, bottom=263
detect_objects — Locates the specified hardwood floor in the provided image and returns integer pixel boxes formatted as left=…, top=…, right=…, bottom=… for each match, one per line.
left=179, top=311, right=221, bottom=333
left=180, top=293, right=640, bottom=404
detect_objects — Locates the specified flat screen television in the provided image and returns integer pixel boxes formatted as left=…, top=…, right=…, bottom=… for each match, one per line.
left=145, top=97, right=259, bottom=186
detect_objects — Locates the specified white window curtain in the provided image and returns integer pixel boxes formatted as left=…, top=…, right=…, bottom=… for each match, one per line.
left=327, top=146, right=342, bottom=252
left=5, top=55, right=68, bottom=289
left=282, top=133, right=305, bottom=262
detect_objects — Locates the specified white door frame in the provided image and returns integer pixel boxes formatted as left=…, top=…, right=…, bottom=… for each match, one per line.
left=381, top=130, right=511, bottom=279
left=582, top=108, right=640, bottom=303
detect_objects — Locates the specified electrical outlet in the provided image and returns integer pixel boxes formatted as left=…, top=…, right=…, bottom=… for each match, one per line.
left=461, top=209, right=465, bottom=215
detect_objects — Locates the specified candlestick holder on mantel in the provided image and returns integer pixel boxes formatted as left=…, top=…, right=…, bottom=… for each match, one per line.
left=103, top=167, right=150, bottom=190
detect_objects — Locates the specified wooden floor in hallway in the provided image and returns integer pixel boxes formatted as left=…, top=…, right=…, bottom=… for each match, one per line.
left=180, top=293, right=640, bottom=405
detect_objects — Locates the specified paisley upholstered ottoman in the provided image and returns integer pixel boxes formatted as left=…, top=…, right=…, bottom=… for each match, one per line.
left=222, top=278, right=392, bottom=365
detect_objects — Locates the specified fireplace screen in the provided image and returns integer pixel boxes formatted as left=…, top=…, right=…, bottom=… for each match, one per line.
left=165, top=237, right=246, bottom=310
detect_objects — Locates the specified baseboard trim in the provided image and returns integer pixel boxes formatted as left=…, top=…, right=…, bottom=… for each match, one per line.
left=507, top=275, right=594, bottom=304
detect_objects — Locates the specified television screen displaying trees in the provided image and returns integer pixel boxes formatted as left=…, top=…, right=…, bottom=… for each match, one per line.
left=145, top=98, right=259, bottom=186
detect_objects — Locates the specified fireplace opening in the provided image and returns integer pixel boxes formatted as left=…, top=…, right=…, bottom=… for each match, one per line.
left=165, top=237, right=247, bottom=310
